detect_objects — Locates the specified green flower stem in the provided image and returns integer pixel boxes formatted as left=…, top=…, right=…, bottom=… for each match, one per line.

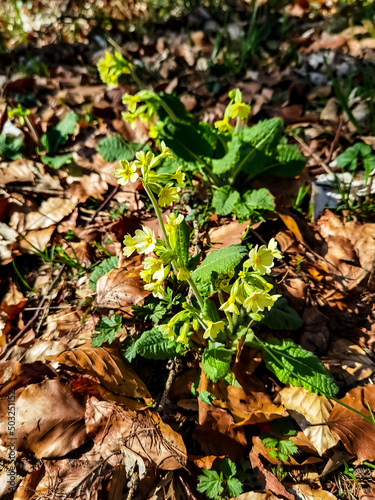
left=130, top=70, right=144, bottom=90
left=144, top=182, right=205, bottom=309
left=159, top=99, right=179, bottom=123
left=234, top=117, right=241, bottom=134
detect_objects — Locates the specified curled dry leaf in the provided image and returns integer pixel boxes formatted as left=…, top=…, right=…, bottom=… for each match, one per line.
left=249, top=449, right=294, bottom=500
left=328, top=385, right=375, bottom=460
left=25, top=197, right=77, bottom=230
left=46, top=343, right=151, bottom=400
left=0, top=222, right=18, bottom=262
left=0, top=378, right=87, bottom=458
left=291, top=484, right=337, bottom=499
left=0, top=281, right=28, bottom=341
left=231, top=494, right=283, bottom=500
left=0, top=160, right=35, bottom=185
left=208, top=220, right=250, bottom=248
left=280, top=386, right=339, bottom=456
left=19, top=226, right=55, bottom=253
left=322, top=338, right=375, bottom=386
left=85, top=397, right=187, bottom=470
left=96, top=267, right=150, bottom=310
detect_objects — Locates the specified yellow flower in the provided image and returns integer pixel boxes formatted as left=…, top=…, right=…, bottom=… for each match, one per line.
left=121, top=111, right=138, bottom=129
left=149, top=124, right=159, bottom=139
left=268, top=238, right=282, bottom=259
left=220, top=296, right=240, bottom=315
left=114, top=159, right=139, bottom=185
left=159, top=322, right=175, bottom=339
left=176, top=321, right=190, bottom=345
left=123, top=234, right=136, bottom=257
left=158, top=183, right=180, bottom=207
left=133, top=151, right=155, bottom=174
left=122, top=93, right=141, bottom=113
left=227, top=101, right=251, bottom=120
left=144, top=280, right=165, bottom=298
left=243, top=290, right=279, bottom=314
left=203, top=320, right=225, bottom=339
left=133, top=226, right=156, bottom=254
left=140, top=268, right=153, bottom=283
left=214, top=118, right=233, bottom=133
left=159, top=141, right=175, bottom=159
left=97, top=52, right=132, bottom=86
left=177, top=268, right=190, bottom=281
left=244, top=245, right=274, bottom=275
left=171, top=166, right=186, bottom=186
left=165, top=213, right=184, bottom=235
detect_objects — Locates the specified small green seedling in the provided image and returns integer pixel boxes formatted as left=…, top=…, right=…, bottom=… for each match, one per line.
left=197, top=458, right=243, bottom=500
left=261, top=434, right=298, bottom=462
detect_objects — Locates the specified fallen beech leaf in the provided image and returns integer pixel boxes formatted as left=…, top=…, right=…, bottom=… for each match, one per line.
left=0, top=160, right=34, bottom=185
left=280, top=386, right=339, bottom=456
left=232, top=494, right=282, bottom=500
left=291, top=484, right=337, bottom=499
left=96, top=267, right=150, bottom=310
left=85, top=398, right=187, bottom=470
left=0, top=222, right=18, bottom=262
left=66, top=241, right=94, bottom=267
left=328, top=386, right=375, bottom=460
left=323, top=338, right=375, bottom=386
left=249, top=449, right=294, bottom=500
left=208, top=220, right=250, bottom=247
left=0, top=378, right=87, bottom=458
left=47, top=343, right=150, bottom=399
left=279, top=213, right=305, bottom=245
left=14, top=466, right=44, bottom=500
left=19, top=226, right=55, bottom=253
left=25, top=197, right=76, bottom=230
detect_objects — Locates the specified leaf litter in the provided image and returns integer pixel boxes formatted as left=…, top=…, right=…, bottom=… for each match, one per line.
left=2, top=1, right=375, bottom=499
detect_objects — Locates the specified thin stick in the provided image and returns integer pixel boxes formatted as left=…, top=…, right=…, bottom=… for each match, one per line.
left=326, top=118, right=343, bottom=165
left=88, top=184, right=119, bottom=224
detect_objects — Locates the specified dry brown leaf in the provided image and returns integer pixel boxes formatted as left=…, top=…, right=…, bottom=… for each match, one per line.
left=323, top=338, right=375, bottom=386
left=198, top=371, right=286, bottom=425
left=42, top=307, right=96, bottom=342
left=232, top=494, right=282, bottom=500
left=0, top=378, right=88, bottom=458
left=0, top=222, right=18, bottom=262
left=46, top=343, right=150, bottom=399
left=25, top=197, right=77, bottom=230
left=19, top=226, right=55, bottom=253
left=280, top=386, right=339, bottom=456
left=85, top=397, right=187, bottom=470
left=208, top=220, right=250, bottom=247
left=0, top=160, right=35, bottom=185
left=0, top=281, right=28, bottom=341
left=96, top=266, right=150, bottom=310
left=328, top=385, right=375, bottom=460
left=291, top=484, right=337, bottom=499
left=249, top=449, right=294, bottom=500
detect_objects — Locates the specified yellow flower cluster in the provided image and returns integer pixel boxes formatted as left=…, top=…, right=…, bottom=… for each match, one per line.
left=97, top=52, right=133, bottom=86
left=214, top=88, right=251, bottom=133
left=121, top=90, right=159, bottom=129
left=114, top=142, right=185, bottom=208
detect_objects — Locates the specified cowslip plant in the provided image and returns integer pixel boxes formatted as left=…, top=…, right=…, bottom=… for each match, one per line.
left=96, top=54, right=306, bottom=223
left=112, top=139, right=339, bottom=398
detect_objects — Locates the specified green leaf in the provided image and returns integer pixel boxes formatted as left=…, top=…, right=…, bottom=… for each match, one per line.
left=91, top=314, right=122, bottom=347
left=203, top=299, right=220, bottom=323
left=191, top=244, right=248, bottom=298
left=261, top=337, right=339, bottom=397
left=212, top=186, right=240, bottom=216
left=161, top=118, right=213, bottom=162
left=261, top=436, right=279, bottom=449
left=242, top=188, right=275, bottom=211
left=219, top=458, right=236, bottom=479
left=197, top=469, right=224, bottom=499
left=88, top=256, right=118, bottom=291
left=98, top=135, right=138, bottom=162
left=175, top=220, right=190, bottom=268
left=363, top=155, right=375, bottom=182
left=266, top=144, right=306, bottom=177
left=55, top=111, right=79, bottom=138
left=202, top=342, right=232, bottom=382
left=0, top=135, right=24, bottom=160
left=227, top=478, right=243, bottom=498
left=262, top=297, right=303, bottom=330
left=278, top=439, right=298, bottom=459
left=41, top=152, right=73, bottom=169
left=212, top=135, right=242, bottom=175
left=132, top=301, right=167, bottom=324
left=198, top=390, right=215, bottom=405
left=124, top=327, right=185, bottom=361
left=241, top=117, right=283, bottom=155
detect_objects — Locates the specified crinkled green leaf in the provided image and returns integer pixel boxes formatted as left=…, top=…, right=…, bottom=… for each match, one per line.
left=41, top=152, right=73, bottom=169
left=212, top=135, right=242, bottom=175
left=197, top=469, right=224, bottom=499
left=98, top=135, right=138, bottom=162
left=227, top=478, right=243, bottom=498
left=88, top=256, right=119, bottom=291
left=262, top=436, right=279, bottom=449
left=202, top=342, right=232, bottom=382
left=198, top=390, right=215, bottom=405
left=243, top=188, right=275, bottom=211
left=124, top=327, right=185, bottom=361
left=266, top=144, right=306, bottom=177
left=212, top=186, right=240, bottom=216
left=278, top=439, right=298, bottom=460
left=91, top=314, right=122, bottom=347
left=262, top=297, right=303, bottom=330
left=219, top=458, right=236, bottom=479
left=261, top=337, right=339, bottom=397
left=55, top=111, right=79, bottom=138
left=191, top=244, right=247, bottom=298
left=0, top=135, right=24, bottom=160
